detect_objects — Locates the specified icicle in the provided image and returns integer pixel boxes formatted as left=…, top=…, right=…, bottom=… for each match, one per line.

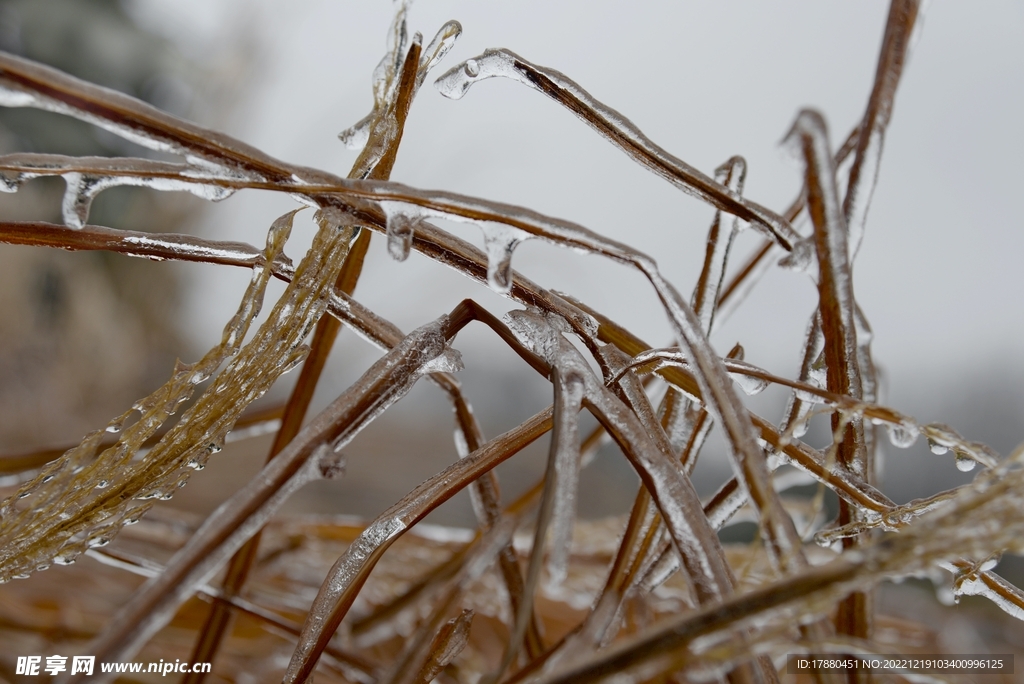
left=339, top=113, right=373, bottom=150
left=434, top=49, right=519, bottom=100
left=62, top=173, right=106, bottom=229
left=481, top=223, right=528, bottom=293
left=416, top=21, right=463, bottom=89
left=729, top=365, right=769, bottom=396
left=386, top=212, right=418, bottom=261
left=416, top=344, right=464, bottom=376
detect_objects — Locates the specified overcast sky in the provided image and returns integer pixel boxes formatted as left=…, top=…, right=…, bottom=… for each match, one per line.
left=129, top=1, right=1024, bottom=496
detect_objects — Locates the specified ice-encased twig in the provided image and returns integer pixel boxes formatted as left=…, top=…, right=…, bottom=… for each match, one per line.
left=786, top=111, right=866, bottom=476
left=0, top=209, right=307, bottom=579
left=787, top=109, right=871, bottom=642
left=526, top=456, right=1024, bottom=684
left=69, top=314, right=461, bottom=682
left=185, top=28, right=435, bottom=675
left=485, top=367, right=586, bottom=684
left=505, top=309, right=737, bottom=602
left=434, top=48, right=800, bottom=250
left=283, top=408, right=554, bottom=684
left=843, top=0, right=922, bottom=258
left=86, top=548, right=378, bottom=683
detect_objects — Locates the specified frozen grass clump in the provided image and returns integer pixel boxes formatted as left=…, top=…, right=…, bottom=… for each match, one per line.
left=0, top=1, right=1021, bottom=682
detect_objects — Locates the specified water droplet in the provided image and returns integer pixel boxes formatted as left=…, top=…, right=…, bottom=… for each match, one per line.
left=36, top=563, right=50, bottom=572
left=435, top=50, right=518, bottom=100
left=87, top=536, right=110, bottom=548
left=206, top=442, right=222, bottom=455
left=886, top=423, right=918, bottom=449
left=95, top=480, right=109, bottom=489
left=954, top=452, right=977, bottom=472
left=386, top=213, right=417, bottom=262
left=928, top=438, right=948, bottom=455
left=53, top=554, right=77, bottom=566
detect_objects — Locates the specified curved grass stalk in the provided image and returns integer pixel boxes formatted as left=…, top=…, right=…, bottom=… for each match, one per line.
left=0, top=208, right=349, bottom=581
left=184, top=29, right=429, bottom=677
left=70, top=314, right=461, bottom=682
left=433, top=49, right=800, bottom=250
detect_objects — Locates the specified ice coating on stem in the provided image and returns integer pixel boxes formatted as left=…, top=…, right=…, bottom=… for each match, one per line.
left=284, top=409, right=552, bottom=684
left=77, top=440, right=329, bottom=680
left=415, top=20, right=462, bottom=90
left=843, top=0, right=922, bottom=259
left=0, top=52, right=289, bottom=181
left=0, top=154, right=238, bottom=229
left=640, top=262, right=810, bottom=575
left=504, top=308, right=736, bottom=603
left=545, top=370, right=586, bottom=589
left=0, top=210, right=299, bottom=581
left=78, top=314, right=458, bottom=679
left=534, top=465, right=1024, bottom=684
left=692, top=156, right=746, bottom=334
left=435, top=48, right=800, bottom=250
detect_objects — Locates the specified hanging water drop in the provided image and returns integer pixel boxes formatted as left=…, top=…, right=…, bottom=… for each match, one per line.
left=464, top=59, right=480, bottom=77
left=954, top=452, right=977, bottom=472
left=928, top=438, right=948, bottom=455
left=61, top=172, right=110, bottom=229
left=886, top=422, right=918, bottom=448
left=481, top=224, right=526, bottom=294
